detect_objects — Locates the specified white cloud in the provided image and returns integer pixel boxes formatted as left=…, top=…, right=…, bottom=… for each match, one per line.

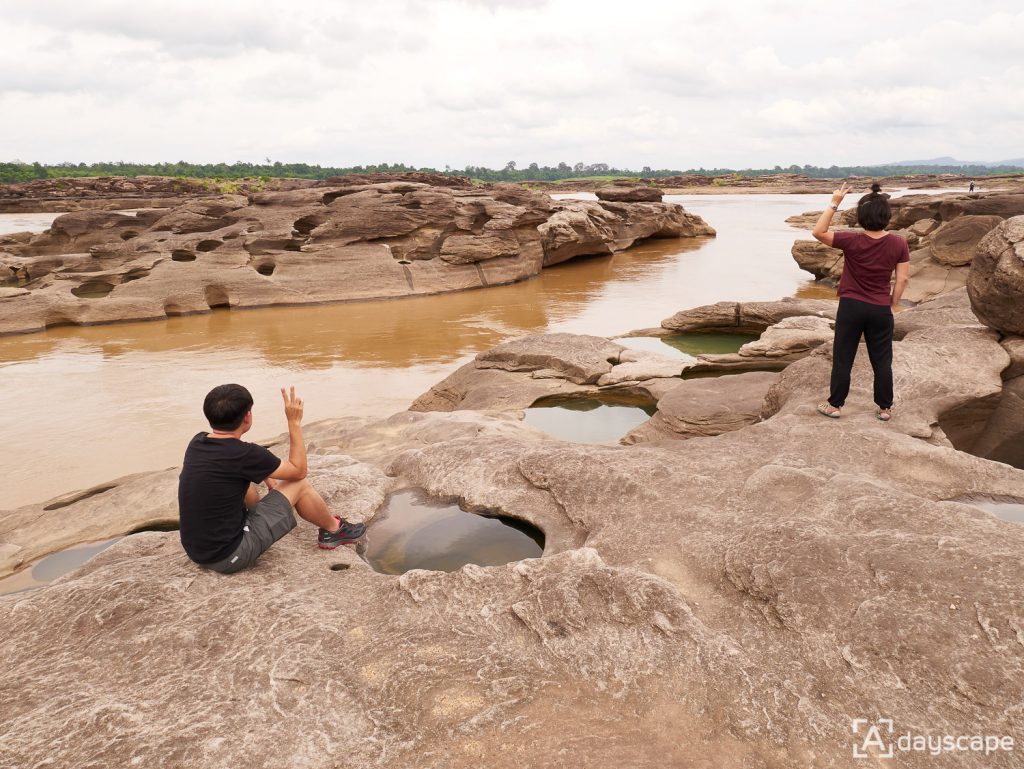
left=2, top=0, right=1023, bottom=168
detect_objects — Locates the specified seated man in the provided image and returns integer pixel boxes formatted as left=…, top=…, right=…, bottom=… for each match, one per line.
left=178, top=383, right=364, bottom=574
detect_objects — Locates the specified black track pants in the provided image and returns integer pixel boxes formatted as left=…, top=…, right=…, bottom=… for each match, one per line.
left=828, top=297, right=894, bottom=409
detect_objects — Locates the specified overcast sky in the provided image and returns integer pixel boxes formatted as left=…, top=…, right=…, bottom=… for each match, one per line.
left=3, top=0, right=1022, bottom=169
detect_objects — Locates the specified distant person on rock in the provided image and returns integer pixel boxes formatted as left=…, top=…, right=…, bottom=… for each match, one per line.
left=177, top=384, right=365, bottom=574
left=811, top=182, right=910, bottom=422
left=969, top=181, right=976, bottom=192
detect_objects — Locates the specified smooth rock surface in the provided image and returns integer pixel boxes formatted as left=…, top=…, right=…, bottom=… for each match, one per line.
left=930, top=214, right=1004, bottom=267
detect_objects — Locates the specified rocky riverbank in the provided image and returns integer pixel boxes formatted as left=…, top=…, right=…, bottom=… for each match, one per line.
left=2, top=217, right=1022, bottom=766
left=0, top=178, right=713, bottom=336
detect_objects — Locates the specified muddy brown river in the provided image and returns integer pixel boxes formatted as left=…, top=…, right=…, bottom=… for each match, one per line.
left=1, top=193, right=854, bottom=508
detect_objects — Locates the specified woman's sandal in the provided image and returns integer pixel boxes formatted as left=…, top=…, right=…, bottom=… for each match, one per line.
left=876, top=408, right=892, bottom=422
left=816, top=403, right=841, bottom=419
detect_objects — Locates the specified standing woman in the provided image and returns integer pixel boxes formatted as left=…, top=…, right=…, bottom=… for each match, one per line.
left=812, top=182, right=910, bottom=421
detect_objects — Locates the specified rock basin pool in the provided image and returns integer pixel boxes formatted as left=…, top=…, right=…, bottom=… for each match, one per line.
left=0, top=524, right=178, bottom=595
left=954, top=496, right=1024, bottom=523
left=617, top=332, right=759, bottom=358
left=523, top=393, right=657, bottom=444
left=358, top=488, right=544, bottom=574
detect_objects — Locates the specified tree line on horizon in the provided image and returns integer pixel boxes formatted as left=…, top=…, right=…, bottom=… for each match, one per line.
left=1, top=160, right=1022, bottom=185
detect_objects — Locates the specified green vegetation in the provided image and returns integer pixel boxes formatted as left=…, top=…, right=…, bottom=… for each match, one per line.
left=1, top=159, right=1022, bottom=185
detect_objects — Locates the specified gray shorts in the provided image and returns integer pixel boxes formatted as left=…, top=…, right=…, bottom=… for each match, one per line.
left=202, top=490, right=297, bottom=574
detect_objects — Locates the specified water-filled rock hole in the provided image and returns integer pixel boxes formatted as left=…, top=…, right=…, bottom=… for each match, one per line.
left=0, top=523, right=179, bottom=595
left=358, top=488, right=544, bottom=575
left=70, top=280, right=114, bottom=299
left=952, top=495, right=1024, bottom=523
left=661, top=332, right=759, bottom=356
left=523, top=393, right=656, bottom=443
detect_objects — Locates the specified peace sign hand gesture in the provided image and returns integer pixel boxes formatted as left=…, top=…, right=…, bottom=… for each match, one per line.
left=281, top=386, right=304, bottom=425
left=831, top=182, right=851, bottom=206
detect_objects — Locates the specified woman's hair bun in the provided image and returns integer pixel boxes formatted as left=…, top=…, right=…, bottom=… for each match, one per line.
left=870, top=182, right=883, bottom=194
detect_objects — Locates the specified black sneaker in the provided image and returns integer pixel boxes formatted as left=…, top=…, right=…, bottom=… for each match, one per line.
left=318, top=516, right=366, bottom=549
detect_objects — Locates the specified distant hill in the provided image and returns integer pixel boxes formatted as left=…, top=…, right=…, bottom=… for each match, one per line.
left=879, top=156, right=1024, bottom=168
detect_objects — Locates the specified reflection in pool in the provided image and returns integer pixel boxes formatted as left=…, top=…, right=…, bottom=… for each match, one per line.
left=0, top=524, right=179, bottom=595
left=358, top=489, right=544, bottom=575
left=523, top=394, right=656, bottom=444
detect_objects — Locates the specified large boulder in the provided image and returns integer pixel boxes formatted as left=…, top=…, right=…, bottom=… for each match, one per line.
left=474, top=333, right=624, bottom=385
left=967, top=215, right=1024, bottom=336
left=791, top=240, right=844, bottom=281
left=623, top=371, right=779, bottom=443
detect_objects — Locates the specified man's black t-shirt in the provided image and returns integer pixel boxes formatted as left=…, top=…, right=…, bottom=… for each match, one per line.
left=178, top=433, right=281, bottom=564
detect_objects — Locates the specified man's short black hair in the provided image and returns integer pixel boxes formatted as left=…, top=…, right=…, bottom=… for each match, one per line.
left=856, top=182, right=892, bottom=231
left=203, top=384, right=253, bottom=431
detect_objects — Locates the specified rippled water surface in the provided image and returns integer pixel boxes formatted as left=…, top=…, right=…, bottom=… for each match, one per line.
left=2, top=193, right=845, bottom=507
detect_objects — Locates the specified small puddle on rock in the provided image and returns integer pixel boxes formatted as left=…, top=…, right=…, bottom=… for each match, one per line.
left=523, top=394, right=656, bottom=443
left=358, top=489, right=543, bottom=575
left=0, top=524, right=178, bottom=596
left=953, top=496, right=1024, bottom=524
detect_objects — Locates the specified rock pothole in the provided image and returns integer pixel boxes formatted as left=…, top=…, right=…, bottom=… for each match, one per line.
left=171, top=250, right=196, bottom=262
left=357, top=488, right=544, bottom=575
left=951, top=495, right=1024, bottom=523
left=204, top=285, right=231, bottom=309
left=70, top=281, right=114, bottom=299
left=523, top=393, right=657, bottom=444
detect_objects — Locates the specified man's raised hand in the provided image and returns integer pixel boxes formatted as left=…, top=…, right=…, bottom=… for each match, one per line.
left=281, top=386, right=304, bottom=425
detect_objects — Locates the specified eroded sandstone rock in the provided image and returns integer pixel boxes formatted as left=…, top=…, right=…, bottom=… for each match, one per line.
left=968, top=215, right=1024, bottom=336
left=661, top=298, right=837, bottom=333
left=595, top=184, right=664, bottom=203
left=4, top=300, right=1024, bottom=767
left=0, top=181, right=714, bottom=336
left=930, top=214, right=1005, bottom=267
left=623, top=371, right=779, bottom=443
